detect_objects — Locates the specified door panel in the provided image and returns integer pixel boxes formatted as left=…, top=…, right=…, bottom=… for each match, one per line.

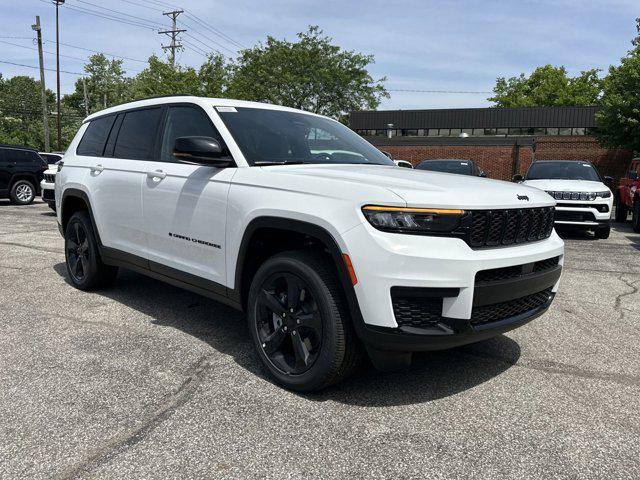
left=142, top=162, right=235, bottom=287
left=0, top=150, right=11, bottom=192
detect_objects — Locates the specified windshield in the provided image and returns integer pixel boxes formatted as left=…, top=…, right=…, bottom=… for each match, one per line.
left=217, top=107, right=395, bottom=166
left=416, top=160, right=473, bottom=175
left=526, top=161, right=601, bottom=181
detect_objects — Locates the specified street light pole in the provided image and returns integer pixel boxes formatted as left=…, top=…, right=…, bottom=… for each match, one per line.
left=54, top=0, right=65, bottom=151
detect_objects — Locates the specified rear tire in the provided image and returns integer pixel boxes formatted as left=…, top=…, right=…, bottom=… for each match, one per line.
left=247, top=250, right=363, bottom=392
left=633, top=201, right=640, bottom=233
left=9, top=180, right=36, bottom=205
left=595, top=227, right=610, bottom=239
left=65, top=211, right=118, bottom=290
left=614, top=196, right=628, bottom=223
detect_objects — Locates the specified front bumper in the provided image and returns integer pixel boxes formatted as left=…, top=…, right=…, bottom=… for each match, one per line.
left=553, top=199, right=613, bottom=228
left=342, top=222, right=564, bottom=351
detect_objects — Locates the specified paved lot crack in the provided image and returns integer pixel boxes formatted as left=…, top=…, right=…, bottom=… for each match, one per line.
left=0, top=241, right=61, bottom=254
left=613, top=276, right=639, bottom=320
left=464, top=351, right=640, bottom=387
left=57, top=355, right=212, bottom=480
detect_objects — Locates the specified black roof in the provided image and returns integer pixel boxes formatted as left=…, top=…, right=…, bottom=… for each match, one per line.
left=0, top=143, right=38, bottom=152
left=349, top=106, right=599, bottom=130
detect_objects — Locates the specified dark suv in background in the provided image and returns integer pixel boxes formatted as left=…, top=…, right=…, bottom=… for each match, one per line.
left=0, top=145, right=48, bottom=205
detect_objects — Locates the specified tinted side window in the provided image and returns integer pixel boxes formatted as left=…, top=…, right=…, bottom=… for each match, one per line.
left=114, top=108, right=162, bottom=160
left=160, top=106, right=221, bottom=162
left=9, top=150, right=37, bottom=164
left=77, top=116, right=116, bottom=157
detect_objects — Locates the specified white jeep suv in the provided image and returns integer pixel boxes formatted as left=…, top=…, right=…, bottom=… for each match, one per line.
left=56, top=96, right=564, bottom=391
left=520, top=160, right=613, bottom=239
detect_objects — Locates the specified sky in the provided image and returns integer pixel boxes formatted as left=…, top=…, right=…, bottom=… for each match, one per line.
left=0, top=0, right=638, bottom=110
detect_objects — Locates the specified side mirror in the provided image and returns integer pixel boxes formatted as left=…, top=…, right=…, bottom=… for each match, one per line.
left=173, top=136, right=233, bottom=167
left=479, top=171, right=487, bottom=178
left=629, top=171, right=638, bottom=181
left=603, top=175, right=613, bottom=183
left=512, top=174, right=523, bottom=182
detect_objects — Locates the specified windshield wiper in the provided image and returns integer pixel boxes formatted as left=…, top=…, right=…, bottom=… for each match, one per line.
left=254, top=160, right=305, bottom=166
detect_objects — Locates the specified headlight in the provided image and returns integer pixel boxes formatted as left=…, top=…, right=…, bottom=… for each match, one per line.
left=57, top=161, right=64, bottom=172
left=596, top=191, right=611, bottom=198
left=362, top=205, right=466, bottom=234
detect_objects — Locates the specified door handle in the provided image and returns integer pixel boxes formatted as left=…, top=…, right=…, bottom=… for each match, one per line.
left=146, top=170, right=167, bottom=181
left=91, top=164, right=104, bottom=173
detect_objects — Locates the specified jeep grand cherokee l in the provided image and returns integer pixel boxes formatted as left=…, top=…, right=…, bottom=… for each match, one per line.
left=56, top=96, right=564, bottom=391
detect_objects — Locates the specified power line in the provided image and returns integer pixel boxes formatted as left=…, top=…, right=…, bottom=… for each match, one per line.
left=42, top=1, right=159, bottom=31
left=182, top=12, right=245, bottom=49
left=182, top=31, right=227, bottom=57
left=0, top=39, right=88, bottom=63
left=68, top=0, right=165, bottom=28
left=180, top=23, right=235, bottom=55
left=0, top=59, right=84, bottom=75
left=42, top=39, right=148, bottom=64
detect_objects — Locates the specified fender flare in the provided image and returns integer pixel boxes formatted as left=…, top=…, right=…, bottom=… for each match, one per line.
left=231, top=216, right=365, bottom=327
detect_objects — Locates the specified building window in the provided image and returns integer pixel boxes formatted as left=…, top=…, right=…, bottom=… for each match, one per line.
left=572, top=127, right=585, bottom=135
left=484, top=128, right=497, bottom=136
left=461, top=128, right=473, bottom=136
left=449, top=128, right=462, bottom=136
left=472, top=129, right=485, bottom=136
left=438, top=129, right=450, bottom=136
left=402, top=129, right=419, bottom=137
left=508, top=128, right=522, bottom=136
left=496, top=128, right=508, bottom=136
left=584, top=127, right=598, bottom=135
left=547, top=128, right=559, bottom=135
left=427, top=129, right=439, bottom=137
left=558, top=128, right=572, bottom=136
left=374, top=129, right=387, bottom=136
left=533, top=127, right=546, bottom=136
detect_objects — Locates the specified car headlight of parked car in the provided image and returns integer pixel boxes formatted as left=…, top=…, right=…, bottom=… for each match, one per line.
left=545, top=190, right=611, bottom=201
left=362, top=205, right=466, bottom=234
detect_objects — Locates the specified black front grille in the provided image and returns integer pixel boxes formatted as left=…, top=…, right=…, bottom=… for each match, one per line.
left=42, top=189, right=55, bottom=201
left=470, top=288, right=552, bottom=326
left=475, top=256, right=560, bottom=283
left=44, top=174, right=55, bottom=183
left=468, top=207, right=555, bottom=248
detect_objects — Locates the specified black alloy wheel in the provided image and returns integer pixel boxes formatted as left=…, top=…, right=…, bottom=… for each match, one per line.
left=66, top=221, right=90, bottom=283
left=247, top=251, right=363, bottom=392
left=64, top=211, right=118, bottom=290
left=255, top=272, right=323, bottom=375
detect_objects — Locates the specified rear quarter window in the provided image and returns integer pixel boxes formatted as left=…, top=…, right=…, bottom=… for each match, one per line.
left=77, top=116, right=116, bottom=157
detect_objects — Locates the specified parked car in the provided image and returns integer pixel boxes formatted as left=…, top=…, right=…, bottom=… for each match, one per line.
left=40, top=164, right=59, bottom=211
left=614, top=158, right=639, bottom=231
left=415, top=159, right=487, bottom=177
left=57, top=96, right=564, bottom=391
left=39, top=152, right=64, bottom=166
left=394, top=159, right=413, bottom=169
left=0, top=144, right=47, bottom=205
left=516, top=160, right=613, bottom=239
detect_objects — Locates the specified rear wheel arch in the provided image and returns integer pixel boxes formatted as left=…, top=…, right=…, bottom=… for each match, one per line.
left=9, top=174, right=37, bottom=190
left=232, top=217, right=364, bottom=325
left=60, top=189, right=102, bottom=245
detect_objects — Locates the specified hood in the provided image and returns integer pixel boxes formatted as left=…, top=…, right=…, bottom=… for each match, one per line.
left=261, top=164, right=554, bottom=209
left=523, top=179, right=609, bottom=193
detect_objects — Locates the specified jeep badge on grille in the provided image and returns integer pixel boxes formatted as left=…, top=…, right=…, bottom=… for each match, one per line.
left=517, top=195, right=530, bottom=201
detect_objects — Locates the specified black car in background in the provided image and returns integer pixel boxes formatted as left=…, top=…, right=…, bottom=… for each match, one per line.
left=416, top=159, right=486, bottom=177
left=0, top=145, right=48, bottom=205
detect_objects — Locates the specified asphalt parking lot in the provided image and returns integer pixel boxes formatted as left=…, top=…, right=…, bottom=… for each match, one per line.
left=1, top=200, right=639, bottom=479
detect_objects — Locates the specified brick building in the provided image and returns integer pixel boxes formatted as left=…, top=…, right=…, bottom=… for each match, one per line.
left=349, top=106, right=632, bottom=181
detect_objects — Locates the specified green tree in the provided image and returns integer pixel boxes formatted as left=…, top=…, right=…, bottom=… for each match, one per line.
left=595, top=23, right=640, bottom=153
left=227, top=26, right=388, bottom=121
left=129, top=55, right=201, bottom=98
left=198, top=53, right=230, bottom=97
left=489, top=65, right=603, bottom=107
left=65, top=54, right=130, bottom=114
left=0, top=74, right=56, bottom=149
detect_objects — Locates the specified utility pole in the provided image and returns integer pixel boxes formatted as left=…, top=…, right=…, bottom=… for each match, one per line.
left=158, top=10, right=185, bottom=67
left=31, top=16, right=50, bottom=153
left=54, top=0, right=65, bottom=151
left=82, top=78, right=90, bottom=116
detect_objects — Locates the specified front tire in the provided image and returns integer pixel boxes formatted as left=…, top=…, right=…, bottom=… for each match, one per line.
left=9, top=180, right=36, bottom=205
left=595, top=226, right=610, bottom=239
left=64, top=211, right=118, bottom=290
left=633, top=201, right=640, bottom=233
left=247, top=250, right=362, bottom=392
